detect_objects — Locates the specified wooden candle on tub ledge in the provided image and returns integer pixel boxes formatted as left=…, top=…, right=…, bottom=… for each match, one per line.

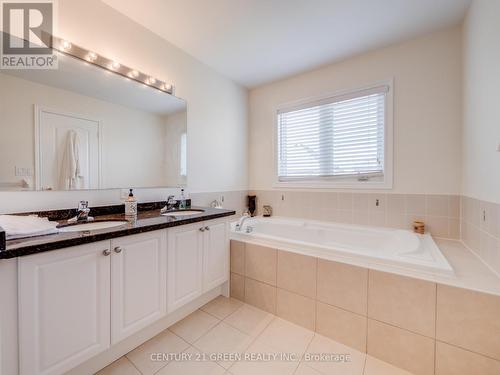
left=413, top=221, right=425, bottom=234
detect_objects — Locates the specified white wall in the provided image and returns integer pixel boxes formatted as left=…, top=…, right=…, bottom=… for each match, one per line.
left=462, top=0, right=500, bottom=204
left=249, top=27, right=463, bottom=194
left=0, top=0, right=248, bottom=213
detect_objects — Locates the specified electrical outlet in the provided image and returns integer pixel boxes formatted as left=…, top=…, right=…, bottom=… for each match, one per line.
left=496, top=141, right=500, bottom=152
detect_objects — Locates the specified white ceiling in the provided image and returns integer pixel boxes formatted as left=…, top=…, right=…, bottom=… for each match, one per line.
left=102, top=0, right=471, bottom=88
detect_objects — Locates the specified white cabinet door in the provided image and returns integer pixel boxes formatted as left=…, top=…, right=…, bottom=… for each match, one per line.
left=110, top=230, right=167, bottom=344
left=167, top=223, right=204, bottom=313
left=18, top=241, right=111, bottom=375
left=203, top=219, right=229, bottom=292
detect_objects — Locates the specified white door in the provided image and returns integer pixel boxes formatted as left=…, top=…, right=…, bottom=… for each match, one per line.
left=36, top=107, right=100, bottom=191
left=110, top=230, right=167, bottom=344
left=167, top=223, right=204, bottom=313
left=18, top=241, right=111, bottom=375
left=203, top=219, right=229, bottom=292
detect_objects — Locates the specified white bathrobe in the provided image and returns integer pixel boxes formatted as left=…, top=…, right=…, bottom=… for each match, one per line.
left=59, top=130, right=83, bottom=190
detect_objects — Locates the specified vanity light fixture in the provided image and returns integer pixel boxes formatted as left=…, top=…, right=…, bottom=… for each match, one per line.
left=161, top=83, right=173, bottom=92
left=61, top=40, right=72, bottom=51
left=128, top=70, right=139, bottom=78
left=86, top=52, right=98, bottom=62
left=51, top=36, right=175, bottom=95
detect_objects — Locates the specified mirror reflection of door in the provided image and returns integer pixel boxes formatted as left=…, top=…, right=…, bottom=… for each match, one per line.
left=36, top=107, right=101, bottom=191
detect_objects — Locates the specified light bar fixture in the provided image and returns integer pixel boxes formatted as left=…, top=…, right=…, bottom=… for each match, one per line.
left=52, top=36, right=175, bottom=95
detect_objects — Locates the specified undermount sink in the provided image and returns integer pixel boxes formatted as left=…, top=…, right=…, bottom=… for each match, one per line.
left=58, top=221, right=129, bottom=232
left=161, top=209, right=205, bottom=217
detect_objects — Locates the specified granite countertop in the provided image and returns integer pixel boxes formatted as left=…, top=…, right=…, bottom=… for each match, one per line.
left=0, top=207, right=235, bottom=259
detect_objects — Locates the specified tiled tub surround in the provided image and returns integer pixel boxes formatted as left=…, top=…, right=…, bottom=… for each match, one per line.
left=461, top=196, right=500, bottom=275
left=250, top=191, right=461, bottom=240
left=230, top=240, right=500, bottom=375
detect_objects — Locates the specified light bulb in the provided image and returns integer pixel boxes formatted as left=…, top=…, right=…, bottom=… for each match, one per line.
left=61, top=40, right=72, bottom=51
left=146, top=77, right=156, bottom=85
left=109, top=61, right=120, bottom=70
left=128, top=70, right=139, bottom=78
left=86, top=52, right=98, bottom=62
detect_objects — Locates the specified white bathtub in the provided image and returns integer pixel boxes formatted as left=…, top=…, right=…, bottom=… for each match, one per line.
left=230, top=216, right=454, bottom=276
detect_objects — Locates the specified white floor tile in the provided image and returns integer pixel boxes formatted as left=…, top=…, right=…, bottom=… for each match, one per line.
left=364, top=355, right=414, bottom=375
left=255, top=317, right=314, bottom=355
left=229, top=339, right=300, bottom=375
left=294, top=362, right=324, bottom=375
left=95, top=356, right=140, bottom=375
left=194, top=322, right=253, bottom=369
left=126, top=329, right=189, bottom=375
left=169, top=309, right=219, bottom=343
left=202, top=296, right=243, bottom=319
left=304, top=334, right=365, bottom=375
left=156, top=346, right=226, bottom=375
left=224, top=303, right=274, bottom=337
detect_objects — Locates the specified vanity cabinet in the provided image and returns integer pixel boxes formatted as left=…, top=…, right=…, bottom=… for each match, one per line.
left=110, top=231, right=167, bottom=344
left=167, top=222, right=204, bottom=312
left=18, top=241, right=111, bottom=375
left=167, top=219, right=229, bottom=312
left=17, top=217, right=230, bottom=375
left=203, top=219, right=229, bottom=292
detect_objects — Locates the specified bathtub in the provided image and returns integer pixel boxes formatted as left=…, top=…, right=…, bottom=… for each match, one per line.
left=230, top=216, right=454, bottom=276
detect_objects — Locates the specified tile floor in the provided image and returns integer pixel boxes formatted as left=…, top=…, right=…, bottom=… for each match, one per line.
left=96, top=296, right=413, bottom=375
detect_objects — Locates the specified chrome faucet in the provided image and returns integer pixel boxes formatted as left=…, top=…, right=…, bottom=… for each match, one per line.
left=68, top=201, right=94, bottom=223
left=160, top=195, right=177, bottom=214
left=235, top=213, right=251, bottom=232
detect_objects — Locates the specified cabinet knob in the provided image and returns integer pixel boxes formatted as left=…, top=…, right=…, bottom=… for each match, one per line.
left=205, top=226, right=210, bottom=231
left=114, top=246, right=122, bottom=253
left=199, top=227, right=205, bottom=232
left=102, top=249, right=111, bottom=256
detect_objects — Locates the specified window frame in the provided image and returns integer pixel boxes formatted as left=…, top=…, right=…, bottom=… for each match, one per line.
left=273, top=79, right=394, bottom=190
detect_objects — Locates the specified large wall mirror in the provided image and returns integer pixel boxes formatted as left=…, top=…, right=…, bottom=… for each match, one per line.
left=0, top=43, right=187, bottom=191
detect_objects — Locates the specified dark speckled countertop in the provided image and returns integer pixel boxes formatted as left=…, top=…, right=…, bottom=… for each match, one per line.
left=0, top=207, right=235, bottom=259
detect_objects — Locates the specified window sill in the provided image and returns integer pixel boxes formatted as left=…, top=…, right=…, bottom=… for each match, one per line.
left=273, top=179, right=393, bottom=190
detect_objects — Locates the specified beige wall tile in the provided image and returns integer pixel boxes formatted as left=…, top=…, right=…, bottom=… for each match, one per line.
left=317, top=259, right=368, bottom=315
left=426, top=215, right=449, bottom=238
left=244, top=277, right=277, bottom=314
left=353, top=193, right=371, bottom=211
left=406, top=194, right=426, bottom=216
left=277, top=251, right=317, bottom=298
left=230, top=240, right=245, bottom=275
left=387, top=194, right=406, bottom=214
left=338, top=192, right=353, bottom=210
left=367, top=319, right=435, bottom=375
left=276, top=289, right=316, bottom=331
left=448, top=218, right=460, bottom=239
left=245, top=243, right=277, bottom=285
left=436, top=285, right=500, bottom=360
left=448, top=195, right=461, bottom=218
left=230, top=273, right=245, bottom=301
left=316, top=302, right=367, bottom=353
left=435, top=341, right=500, bottom=375
left=426, top=195, right=449, bottom=216
left=368, top=270, right=436, bottom=337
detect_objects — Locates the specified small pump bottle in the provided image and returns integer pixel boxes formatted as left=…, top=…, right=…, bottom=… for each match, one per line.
left=125, top=189, right=138, bottom=218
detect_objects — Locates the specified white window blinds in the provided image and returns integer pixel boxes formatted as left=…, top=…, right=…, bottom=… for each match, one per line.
left=277, top=86, right=388, bottom=181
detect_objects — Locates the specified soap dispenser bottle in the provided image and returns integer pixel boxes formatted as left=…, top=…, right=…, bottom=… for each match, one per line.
left=179, top=189, right=187, bottom=209
left=125, top=189, right=138, bottom=218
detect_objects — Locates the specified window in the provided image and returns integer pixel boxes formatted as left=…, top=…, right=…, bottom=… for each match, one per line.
left=180, top=132, right=187, bottom=177
left=276, top=84, right=392, bottom=188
